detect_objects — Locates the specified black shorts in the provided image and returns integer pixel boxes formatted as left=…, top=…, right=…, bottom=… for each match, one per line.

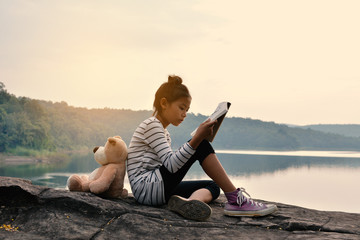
left=159, top=140, right=220, bottom=202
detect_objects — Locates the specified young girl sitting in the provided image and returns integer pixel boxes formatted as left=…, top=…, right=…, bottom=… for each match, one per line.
left=127, top=75, right=277, bottom=221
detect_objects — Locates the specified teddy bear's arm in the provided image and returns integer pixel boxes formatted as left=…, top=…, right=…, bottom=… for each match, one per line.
left=118, top=167, right=128, bottom=198
left=89, top=165, right=117, bottom=194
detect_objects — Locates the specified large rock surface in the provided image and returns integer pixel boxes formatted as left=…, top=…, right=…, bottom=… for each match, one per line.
left=0, top=176, right=359, bottom=240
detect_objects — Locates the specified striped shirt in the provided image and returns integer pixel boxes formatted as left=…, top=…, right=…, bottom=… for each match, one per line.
left=127, top=116, right=195, bottom=205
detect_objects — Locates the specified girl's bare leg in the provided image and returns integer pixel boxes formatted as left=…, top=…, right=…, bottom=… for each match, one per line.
left=187, top=153, right=236, bottom=203
left=201, top=153, right=236, bottom=193
left=188, top=188, right=212, bottom=203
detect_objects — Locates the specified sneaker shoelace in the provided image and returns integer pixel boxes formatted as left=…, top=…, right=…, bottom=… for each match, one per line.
left=236, top=187, right=264, bottom=207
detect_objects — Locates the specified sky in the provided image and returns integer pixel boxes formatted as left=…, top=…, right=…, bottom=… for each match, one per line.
left=1, top=0, right=359, bottom=125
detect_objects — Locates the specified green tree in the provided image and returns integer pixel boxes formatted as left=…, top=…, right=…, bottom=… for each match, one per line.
left=0, top=82, right=11, bottom=104
left=0, top=107, right=8, bottom=151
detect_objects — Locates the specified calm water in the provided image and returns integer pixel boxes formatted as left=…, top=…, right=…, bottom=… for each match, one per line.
left=1, top=150, right=359, bottom=214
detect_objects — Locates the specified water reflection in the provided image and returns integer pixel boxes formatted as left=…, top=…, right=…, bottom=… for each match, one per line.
left=1, top=151, right=360, bottom=213
left=185, top=153, right=360, bottom=178
left=183, top=153, right=360, bottom=214
left=0, top=152, right=98, bottom=188
left=224, top=166, right=360, bottom=214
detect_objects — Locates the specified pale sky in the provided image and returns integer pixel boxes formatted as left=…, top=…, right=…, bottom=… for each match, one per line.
left=1, top=0, right=359, bottom=125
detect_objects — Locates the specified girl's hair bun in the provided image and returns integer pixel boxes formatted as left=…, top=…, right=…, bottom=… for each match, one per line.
left=168, top=75, right=182, bottom=85
left=153, top=75, right=190, bottom=116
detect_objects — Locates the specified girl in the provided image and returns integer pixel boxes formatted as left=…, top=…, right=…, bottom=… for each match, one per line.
left=127, top=75, right=277, bottom=221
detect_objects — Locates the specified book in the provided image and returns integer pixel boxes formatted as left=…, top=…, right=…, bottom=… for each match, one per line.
left=191, top=101, right=231, bottom=142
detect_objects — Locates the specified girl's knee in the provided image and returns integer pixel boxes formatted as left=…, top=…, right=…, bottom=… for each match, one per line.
left=196, top=140, right=215, bottom=164
left=207, top=181, right=220, bottom=201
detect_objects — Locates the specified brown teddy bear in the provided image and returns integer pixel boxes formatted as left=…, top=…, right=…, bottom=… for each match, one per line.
left=67, top=136, right=128, bottom=198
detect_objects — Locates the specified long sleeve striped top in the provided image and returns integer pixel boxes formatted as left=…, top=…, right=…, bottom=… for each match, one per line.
left=127, top=116, right=195, bottom=205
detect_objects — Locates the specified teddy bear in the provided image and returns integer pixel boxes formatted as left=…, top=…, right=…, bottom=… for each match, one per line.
left=67, top=136, right=128, bottom=198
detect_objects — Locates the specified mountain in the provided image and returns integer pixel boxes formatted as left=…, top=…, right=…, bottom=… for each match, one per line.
left=1, top=82, right=360, bottom=152
left=169, top=117, right=360, bottom=150
left=298, top=124, right=360, bottom=138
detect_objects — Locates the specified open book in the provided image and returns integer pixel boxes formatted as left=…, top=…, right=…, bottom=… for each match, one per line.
left=191, top=101, right=231, bottom=142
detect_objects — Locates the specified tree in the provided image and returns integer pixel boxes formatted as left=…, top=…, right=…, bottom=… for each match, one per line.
left=0, top=82, right=11, bottom=104
left=0, top=107, right=8, bottom=151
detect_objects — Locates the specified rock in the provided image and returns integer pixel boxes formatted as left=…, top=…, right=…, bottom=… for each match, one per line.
left=0, top=176, right=359, bottom=240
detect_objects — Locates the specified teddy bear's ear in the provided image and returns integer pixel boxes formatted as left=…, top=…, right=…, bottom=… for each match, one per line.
left=93, top=146, right=99, bottom=153
left=108, top=137, right=117, bottom=145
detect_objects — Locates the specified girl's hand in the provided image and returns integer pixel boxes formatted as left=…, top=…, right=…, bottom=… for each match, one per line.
left=189, top=119, right=217, bottom=149
left=196, top=119, right=217, bottom=139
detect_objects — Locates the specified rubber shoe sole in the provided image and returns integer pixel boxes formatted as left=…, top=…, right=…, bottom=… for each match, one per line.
left=224, top=204, right=278, bottom=217
left=168, top=195, right=212, bottom=221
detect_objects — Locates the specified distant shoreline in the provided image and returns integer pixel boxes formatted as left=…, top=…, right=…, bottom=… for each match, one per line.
left=0, top=155, right=49, bottom=166
left=0, top=156, right=47, bottom=166
left=216, top=149, right=360, bottom=158
left=0, top=149, right=90, bottom=166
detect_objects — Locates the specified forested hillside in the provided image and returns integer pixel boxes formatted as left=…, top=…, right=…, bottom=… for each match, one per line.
left=1, top=82, right=360, bottom=154
left=299, top=124, right=360, bottom=138
left=0, top=82, right=150, bottom=152
left=169, top=117, right=360, bottom=150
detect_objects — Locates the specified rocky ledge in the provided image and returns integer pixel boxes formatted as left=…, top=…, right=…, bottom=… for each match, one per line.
left=0, top=176, right=359, bottom=240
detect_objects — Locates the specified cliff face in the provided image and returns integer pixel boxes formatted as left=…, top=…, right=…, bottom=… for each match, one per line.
left=0, top=176, right=359, bottom=240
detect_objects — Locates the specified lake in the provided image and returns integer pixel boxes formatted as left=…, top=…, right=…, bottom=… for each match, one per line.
left=1, top=150, right=359, bottom=214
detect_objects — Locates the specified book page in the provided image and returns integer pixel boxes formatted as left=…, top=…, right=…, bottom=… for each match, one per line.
left=191, top=102, right=231, bottom=142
